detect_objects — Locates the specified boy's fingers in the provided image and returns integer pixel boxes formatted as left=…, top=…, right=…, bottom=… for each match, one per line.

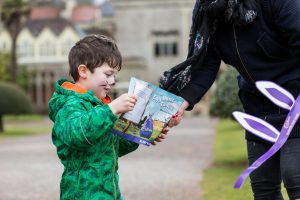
left=130, top=97, right=137, bottom=103
left=129, top=95, right=137, bottom=101
left=127, top=97, right=136, bottom=104
left=127, top=102, right=135, bottom=109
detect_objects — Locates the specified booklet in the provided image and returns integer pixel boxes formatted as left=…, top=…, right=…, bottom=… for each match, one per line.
left=112, top=77, right=184, bottom=146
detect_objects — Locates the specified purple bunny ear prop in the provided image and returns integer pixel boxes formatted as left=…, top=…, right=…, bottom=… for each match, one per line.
left=232, top=112, right=279, bottom=143
left=233, top=81, right=300, bottom=189
left=256, top=81, right=295, bottom=110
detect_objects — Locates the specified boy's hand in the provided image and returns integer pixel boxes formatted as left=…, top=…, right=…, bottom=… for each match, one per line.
left=168, top=100, right=189, bottom=127
left=108, top=94, right=137, bottom=115
left=151, top=126, right=169, bottom=145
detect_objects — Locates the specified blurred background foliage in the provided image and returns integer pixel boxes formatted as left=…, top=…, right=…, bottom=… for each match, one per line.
left=209, top=67, right=243, bottom=118
left=0, top=81, right=34, bottom=132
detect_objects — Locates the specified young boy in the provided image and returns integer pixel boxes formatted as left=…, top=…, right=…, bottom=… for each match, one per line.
left=49, top=35, right=152, bottom=200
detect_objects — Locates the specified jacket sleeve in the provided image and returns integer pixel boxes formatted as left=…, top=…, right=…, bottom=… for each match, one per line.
left=272, top=0, right=300, bottom=56
left=118, top=137, right=139, bottom=157
left=53, top=100, right=117, bottom=150
left=179, top=40, right=221, bottom=110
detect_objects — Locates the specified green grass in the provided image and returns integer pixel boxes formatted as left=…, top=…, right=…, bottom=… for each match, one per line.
left=0, top=115, right=52, bottom=141
left=0, top=127, right=51, bottom=140
left=3, top=114, right=44, bottom=121
left=201, top=119, right=288, bottom=200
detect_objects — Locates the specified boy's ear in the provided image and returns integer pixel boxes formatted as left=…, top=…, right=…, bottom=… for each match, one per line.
left=78, top=65, right=88, bottom=79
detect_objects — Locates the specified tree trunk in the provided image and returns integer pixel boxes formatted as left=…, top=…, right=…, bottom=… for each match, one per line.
left=0, top=115, right=3, bottom=133
left=10, top=23, right=20, bottom=83
left=8, top=17, right=21, bottom=83
left=11, top=32, right=17, bottom=82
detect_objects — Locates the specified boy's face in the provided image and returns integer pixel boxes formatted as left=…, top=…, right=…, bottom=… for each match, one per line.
left=83, top=63, right=118, bottom=99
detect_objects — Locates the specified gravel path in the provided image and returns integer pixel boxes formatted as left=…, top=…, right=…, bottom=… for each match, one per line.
left=0, top=116, right=215, bottom=200
left=119, top=116, right=215, bottom=200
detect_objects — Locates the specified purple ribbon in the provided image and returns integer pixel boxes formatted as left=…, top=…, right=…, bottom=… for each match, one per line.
left=234, top=95, right=300, bottom=188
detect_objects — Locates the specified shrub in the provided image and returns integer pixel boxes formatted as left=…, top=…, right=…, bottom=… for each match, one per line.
left=0, top=82, right=34, bottom=132
left=209, top=68, right=243, bottom=118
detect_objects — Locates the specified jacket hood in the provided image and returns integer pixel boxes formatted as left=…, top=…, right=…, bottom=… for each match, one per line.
left=48, top=79, right=101, bottom=122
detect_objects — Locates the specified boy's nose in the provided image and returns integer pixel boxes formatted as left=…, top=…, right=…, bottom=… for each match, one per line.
left=105, top=80, right=115, bottom=87
left=107, top=77, right=115, bottom=86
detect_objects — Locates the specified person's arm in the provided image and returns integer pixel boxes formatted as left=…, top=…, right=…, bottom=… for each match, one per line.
left=53, top=100, right=117, bottom=150
left=118, top=137, right=139, bottom=157
left=272, top=0, right=300, bottom=56
left=179, top=40, right=221, bottom=111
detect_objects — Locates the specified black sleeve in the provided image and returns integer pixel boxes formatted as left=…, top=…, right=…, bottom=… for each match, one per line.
left=272, top=0, right=300, bottom=56
left=179, top=40, right=221, bottom=110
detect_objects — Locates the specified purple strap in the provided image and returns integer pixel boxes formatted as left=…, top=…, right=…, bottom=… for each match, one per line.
left=234, top=95, right=300, bottom=188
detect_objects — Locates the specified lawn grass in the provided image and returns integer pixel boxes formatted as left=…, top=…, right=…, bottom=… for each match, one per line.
left=0, top=115, right=52, bottom=141
left=0, top=127, right=51, bottom=140
left=201, top=119, right=288, bottom=200
left=3, top=114, right=44, bottom=121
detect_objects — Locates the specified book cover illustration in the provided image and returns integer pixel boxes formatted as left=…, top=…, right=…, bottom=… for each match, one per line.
left=112, top=77, right=184, bottom=146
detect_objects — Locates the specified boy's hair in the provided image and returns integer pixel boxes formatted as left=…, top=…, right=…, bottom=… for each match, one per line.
left=69, top=34, right=122, bottom=81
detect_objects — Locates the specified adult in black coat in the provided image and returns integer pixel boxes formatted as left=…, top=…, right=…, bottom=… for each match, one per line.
left=166, top=0, right=300, bottom=199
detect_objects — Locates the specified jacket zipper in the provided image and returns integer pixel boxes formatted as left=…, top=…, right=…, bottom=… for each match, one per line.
left=233, top=26, right=282, bottom=116
left=112, top=135, right=117, bottom=200
left=233, top=24, right=255, bottom=83
left=233, top=25, right=283, bottom=115
left=233, top=24, right=280, bottom=114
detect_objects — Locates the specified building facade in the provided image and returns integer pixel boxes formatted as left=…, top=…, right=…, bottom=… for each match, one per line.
left=0, top=0, right=215, bottom=114
left=111, top=0, right=195, bottom=84
left=17, top=18, right=83, bottom=112
left=0, top=18, right=83, bottom=112
left=111, top=0, right=213, bottom=114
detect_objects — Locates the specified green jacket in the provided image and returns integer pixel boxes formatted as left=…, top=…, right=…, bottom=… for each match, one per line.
left=49, top=79, right=139, bottom=200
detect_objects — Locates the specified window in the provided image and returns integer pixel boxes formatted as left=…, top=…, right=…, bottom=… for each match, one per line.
left=154, top=42, right=178, bottom=57
left=17, top=41, right=34, bottom=58
left=172, top=42, right=178, bottom=55
left=40, top=40, right=56, bottom=57
left=0, top=42, right=7, bottom=50
left=152, top=30, right=179, bottom=58
left=61, top=39, right=74, bottom=55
